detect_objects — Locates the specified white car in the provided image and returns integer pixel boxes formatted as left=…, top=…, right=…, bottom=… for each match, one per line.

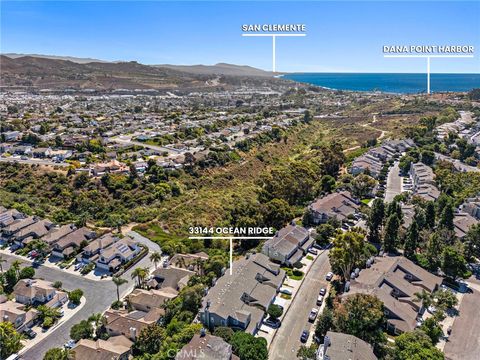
left=64, top=340, right=76, bottom=349
left=308, top=308, right=319, bottom=322
left=279, top=288, right=292, bottom=296
left=326, top=272, right=334, bottom=281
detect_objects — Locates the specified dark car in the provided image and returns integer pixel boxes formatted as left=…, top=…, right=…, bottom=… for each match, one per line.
left=300, top=330, right=309, bottom=343
left=24, top=328, right=37, bottom=339
left=264, top=317, right=281, bottom=329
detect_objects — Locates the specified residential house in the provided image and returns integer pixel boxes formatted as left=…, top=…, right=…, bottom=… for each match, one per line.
left=261, top=223, right=312, bottom=266
left=176, top=333, right=240, bottom=360
left=200, top=253, right=286, bottom=334
left=91, top=160, right=129, bottom=177
left=308, top=191, right=360, bottom=224
left=51, top=227, right=96, bottom=259
left=13, top=279, right=67, bottom=308
left=0, top=299, right=38, bottom=331
left=128, top=288, right=178, bottom=313
left=317, top=331, right=377, bottom=360
left=96, top=237, right=140, bottom=272
left=2, top=216, right=37, bottom=239
left=103, top=309, right=163, bottom=340
left=350, top=154, right=383, bottom=178
left=461, top=197, right=480, bottom=220
left=78, top=233, right=119, bottom=264
left=73, top=335, right=133, bottom=360
left=11, top=219, right=55, bottom=247
left=0, top=208, right=24, bottom=228
left=40, top=224, right=77, bottom=248
left=169, top=252, right=209, bottom=273
left=409, top=163, right=440, bottom=201
left=453, top=212, right=478, bottom=239
left=147, top=267, right=195, bottom=291
left=347, top=256, right=442, bottom=334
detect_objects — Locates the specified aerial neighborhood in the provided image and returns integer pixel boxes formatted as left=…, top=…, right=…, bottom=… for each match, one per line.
left=1, top=54, right=480, bottom=360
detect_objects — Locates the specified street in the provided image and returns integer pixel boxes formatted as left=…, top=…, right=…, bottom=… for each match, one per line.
left=384, top=161, right=402, bottom=203
left=268, top=250, right=331, bottom=360
left=1, top=231, right=158, bottom=359
left=0, top=157, right=70, bottom=167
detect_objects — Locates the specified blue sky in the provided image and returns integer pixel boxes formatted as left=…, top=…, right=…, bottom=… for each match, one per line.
left=1, top=1, right=479, bottom=73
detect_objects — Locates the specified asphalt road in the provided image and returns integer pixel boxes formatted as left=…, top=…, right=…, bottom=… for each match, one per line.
left=1, top=234, right=157, bottom=359
left=385, top=162, right=402, bottom=203
left=444, top=279, right=480, bottom=360
left=268, top=250, right=331, bottom=360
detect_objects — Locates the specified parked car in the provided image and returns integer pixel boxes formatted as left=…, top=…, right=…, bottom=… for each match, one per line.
left=59, top=309, right=65, bottom=317
left=316, top=295, right=324, bottom=306
left=326, top=272, right=334, bottom=281
left=64, top=340, right=76, bottom=349
left=308, top=248, right=318, bottom=255
left=319, top=288, right=326, bottom=296
left=300, top=330, right=309, bottom=343
left=74, top=263, right=83, bottom=271
left=308, top=308, right=319, bottom=322
left=279, top=288, right=292, bottom=296
left=24, top=328, right=37, bottom=339
left=264, top=317, right=281, bottom=329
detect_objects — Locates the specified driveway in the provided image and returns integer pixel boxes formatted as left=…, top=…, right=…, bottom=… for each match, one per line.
left=268, top=250, right=331, bottom=360
left=444, top=279, right=480, bottom=360
left=385, top=162, right=402, bottom=203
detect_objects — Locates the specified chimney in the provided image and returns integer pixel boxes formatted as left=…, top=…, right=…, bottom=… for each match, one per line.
left=129, top=327, right=137, bottom=340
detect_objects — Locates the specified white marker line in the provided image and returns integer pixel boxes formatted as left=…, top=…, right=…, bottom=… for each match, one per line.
left=189, top=236, right=273, bottom=274
left=383, top=54, right=475, bottom=94
left=241, top=33, right=306, bottom=37
left=242, top=33, right=306, bottom=72
left=383, top=55, right=474, bottom=58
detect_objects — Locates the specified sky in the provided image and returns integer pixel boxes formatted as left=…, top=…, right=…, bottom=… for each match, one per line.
left=1, top=1, right=479, bottom=73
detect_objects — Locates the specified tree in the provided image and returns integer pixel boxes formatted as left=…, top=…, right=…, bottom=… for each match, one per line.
left=334, top=293, right=386, bottom=351
left=464, top=224, right=480, bottom=260
left=368, top=198, right=384, bottom=243
left=439, top=204, right=454, bottom=231
left=213, top=326, right=234, bottom=343
left=11, top=260, right=23, bottom=279
left=320, top=175, right=336, bottom=193
left=37, top=305, right=61, bottom=328
left=53, top=281, right=63, bottom=289
left=230, top=331, right=268, bottom=360
left=112, top=276, right=128, bottom=302
left=414, top=290, right=433, bottom=310
left=261, top=198, right=294, bottom=229
left=43, top=348, right=73, bottom=360
left=131, top=267, right=148, bottom=288
left=441, top=246, right=468, bottom=281
left=150, top=252, right=163, bottom=269
left=419, top=317, right=443, bottom=345
left=426, top=233, right=444, bottom=272
left=0, top=321, right=24, bottom=359
left=394, top=330, right=444, bottom=360
left=433, top=289, right=458, bottom=310
left=421, top=150, right=435, bottom=165
left=267, top=304, right=283, bottom=319
left=315, top=307, right=333, bottom=342
left=425, top=202, right=435, bottom=229
left=133, top=323, right=165, bottom=355
left=404, top=221, right=419, bottom=259
left=70, top=319, right=94, bottom=341
left=69, top=289, right=84, bottom=305
left=383, top=214, right=399, bottom=253
left=19, top=266, right=35, bottom=279
left=297, top=345, right=317, bottom=360
left=319, top=141, right=346, bottom=178
left=351, top=174, right=377, bottom=199
left=315, top=223, right=336, bottom=247
left=0, top=255, right=6, bottom=273
left=329, top=231, right=365, bottom=281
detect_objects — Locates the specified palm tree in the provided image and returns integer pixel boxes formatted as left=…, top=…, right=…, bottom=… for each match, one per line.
left=194, top=258, right=205, bottom=276
left=149, top=252, right=162, bottom=269
left=0, top=255, right=6, bottom=273
left=35, top=240, right=49, bottom=258
left=131, top=267, right=147, bottom=288
left=112, top=276, right=128, bottom=302
left=414, top=290, right=433, bottom=310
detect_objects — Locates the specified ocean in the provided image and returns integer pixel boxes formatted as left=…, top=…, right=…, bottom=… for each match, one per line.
left=282, top=73, right=480, bottom=94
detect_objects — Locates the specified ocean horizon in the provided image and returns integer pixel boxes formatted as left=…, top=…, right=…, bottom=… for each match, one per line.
left=282, top=73, right=480, bottom=94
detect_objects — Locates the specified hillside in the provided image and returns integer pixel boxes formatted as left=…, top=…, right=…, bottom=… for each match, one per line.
left=0, top=55, right=277, bottom=91
left=157, top=63, right=273, bottom=77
